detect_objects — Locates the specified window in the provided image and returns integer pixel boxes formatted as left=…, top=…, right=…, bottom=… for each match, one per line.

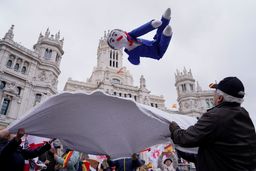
left=128, top=94, right=132, bottom=98
left=110, top=51, right=119, bottom=68
left=124, top=94, right=127, bottom=98
left=113, top=92, right=117, bottom=96
left=181, top=84, right=186, bottom=92
left=210, top=98, right=214, bottom=106
left=0, top=98, right=10, bottom=115
left=190, top=84, right=194, bottom=91
left=151, top=103, right=154, bottom=107
left=119, top=93, right=122, bottom=97
left=0, top=81, right=6, bottom=90
left=44, top=48, right=52, bottom=59
left=206, top=99, right=211, bottom=108
left=56, top=54, right=60, bottom=62
left=21, top=66, right=27, bottom=74
left=6, top=60, right=12, bottom=68
left=134, top=96, right=137, bottom=101
left=112, top=78, right=121, bottom=84
left=17, top=87, right=21, bottom=95
left=155, top=104, right=158, bottom=108
left=34, top=93, right=42, bottom=106
left=14, top=63, right=20, bottom=71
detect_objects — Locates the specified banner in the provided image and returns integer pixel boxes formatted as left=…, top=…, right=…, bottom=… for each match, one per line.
left=8, top=91, right=197, bottom=159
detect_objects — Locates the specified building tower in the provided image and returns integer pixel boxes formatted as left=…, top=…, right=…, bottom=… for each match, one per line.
left=175, top=68, right=214, bottom=117
left=0, top=26, right=64, bottom=128
left=64, top=31, right=166, bottom=110
left=86, top=30, right=134, bottom=87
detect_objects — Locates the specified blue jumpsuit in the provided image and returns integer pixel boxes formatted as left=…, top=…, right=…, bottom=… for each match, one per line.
left=124, top=17, right=172, bottom=65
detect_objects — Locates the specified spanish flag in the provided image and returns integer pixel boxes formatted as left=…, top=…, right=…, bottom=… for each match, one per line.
left=146, top=162, right=153, bottom=169
left=81, top=160, right=90, bottom=171
left=140, top=147, right=151, bottom=153
left=164, top=144, right=173, bottom=153
left=117, top=67, right=125, bottom=74
left=63, top=151, right=74, bottom=168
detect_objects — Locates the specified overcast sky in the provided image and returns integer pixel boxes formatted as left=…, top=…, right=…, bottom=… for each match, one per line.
left=1, top=0, right=256, bottom=123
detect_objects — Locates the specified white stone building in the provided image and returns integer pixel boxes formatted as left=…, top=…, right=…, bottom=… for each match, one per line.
left=175, top=68, right=214, bottom=117
left=0, top=25, right=64, bottom=128
left=64, top=31, right=166, bottom=110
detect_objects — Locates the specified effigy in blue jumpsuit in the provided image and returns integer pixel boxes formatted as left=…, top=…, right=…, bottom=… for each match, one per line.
left=107, top=8, right=172, bottom=65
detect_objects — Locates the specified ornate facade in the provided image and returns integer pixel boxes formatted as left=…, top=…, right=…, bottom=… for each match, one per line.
left=64, top=31, right=166, bottom=110
left=175, top=68, right=214, bottom=117
left=0, top=25, right=64, bottom=128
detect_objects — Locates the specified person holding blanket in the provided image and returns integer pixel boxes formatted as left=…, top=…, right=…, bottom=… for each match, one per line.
left=0, top=128, right=51, bottom=171
left=169, top=77, right=256, bottom=171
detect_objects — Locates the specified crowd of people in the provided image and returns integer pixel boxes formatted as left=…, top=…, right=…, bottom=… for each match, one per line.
left=0, top=128, right=193, bottom=171
left=0, top=76, right=256, bottom=171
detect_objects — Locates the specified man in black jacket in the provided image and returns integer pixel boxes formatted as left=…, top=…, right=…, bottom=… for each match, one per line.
left=0, top=128, right=51, bottom=171
left=169, top=77, right=256, bottom=171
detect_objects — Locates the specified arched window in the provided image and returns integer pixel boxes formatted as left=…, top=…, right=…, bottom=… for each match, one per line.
left=44, top=48, right=52, bottom=59
left=112, top=78, right=121, bottom=84
left=0, top=81, right=6, bottom=90
left=14, top=63, right=20, bottom=71
left=34, top=93, right=42, bottom=106
left=116, top=62, right=118, bottom=68
left=6, top=60, right=12, bottom=68
left=17, top=87, right=22, bottom=95
left=56, top=54, right=60, bottom=62
left=190, top=84, right=194, bottom=91
left=44, top=49, right=49, bottom=57
left=110, top=51, right=112, bottom=59
left=21, top=66, right=27, bottom=74
left=181, top=84, right=186, bottom=92
left=0, top=98, right=10, bottom=115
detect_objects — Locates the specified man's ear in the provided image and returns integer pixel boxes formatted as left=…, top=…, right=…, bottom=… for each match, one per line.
left=217, top=95, right=224, bottom=104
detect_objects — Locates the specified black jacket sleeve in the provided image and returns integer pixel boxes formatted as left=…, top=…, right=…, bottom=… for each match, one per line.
left=21, top=143, right=51, bottom=160
left=0, top=138, right=21, bottom=158
left=107, top=159, right=116, bottom=168
left=132, top=158, right=144, bottom=169
left=171, top=110, right=219, bottom=147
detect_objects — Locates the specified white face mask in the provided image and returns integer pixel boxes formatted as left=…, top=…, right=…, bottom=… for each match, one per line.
left=107, top=29, right=128, bottom=50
